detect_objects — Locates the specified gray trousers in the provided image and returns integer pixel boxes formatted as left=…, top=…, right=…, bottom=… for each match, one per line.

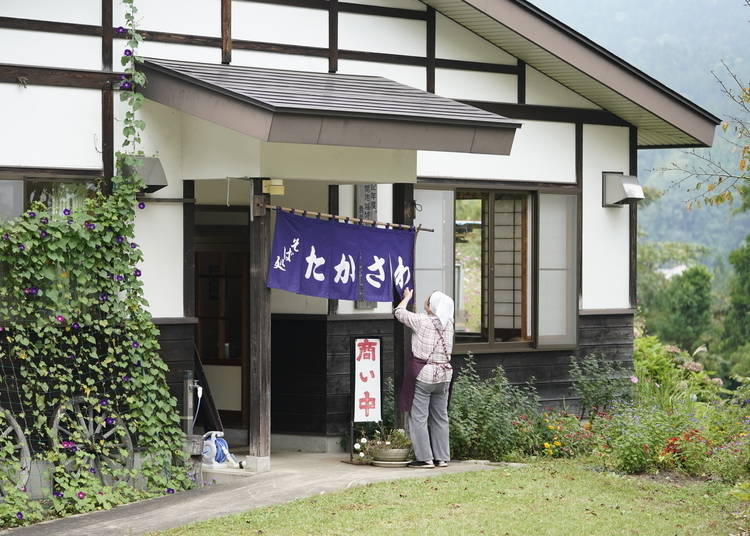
left=408, top=380, right=450, bottom=462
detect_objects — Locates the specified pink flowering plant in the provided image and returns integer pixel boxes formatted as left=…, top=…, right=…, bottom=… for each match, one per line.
left=0, top=1, right=189, bottom=526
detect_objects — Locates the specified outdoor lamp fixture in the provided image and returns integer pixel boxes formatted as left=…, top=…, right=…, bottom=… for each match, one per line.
left=602, top=172, right=645, bottom=207
left=123, top=156, right=167, bottom=193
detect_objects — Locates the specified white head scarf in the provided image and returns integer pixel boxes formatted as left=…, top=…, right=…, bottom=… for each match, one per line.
left=428, top=291, right=454, bottom=328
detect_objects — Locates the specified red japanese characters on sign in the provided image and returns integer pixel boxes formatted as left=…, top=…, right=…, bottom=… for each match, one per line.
left=353, top=337, right=381, bottom=422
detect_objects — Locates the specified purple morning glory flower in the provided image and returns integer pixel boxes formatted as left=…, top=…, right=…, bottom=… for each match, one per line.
left=134, top=269, right=142, bottom=277
left=62, top=208, right=71, bottom=216
left=132, top=341, right=140, bottom=348
left=116, top=275, right=124, bottom=282
left=18, top=244, right=25, bottom=251
left=27, top=211, right=35, bottom=218
left=85, top=222, right=96, bottom=230
left=120, top=81, right=132, bottom=90
left=40, top=230, right=48, bottom=238
left=99, top=293, right=109, bottom=302
left=40, top=217, right=48, bottom=224
left=124, top=49, right=133, bottom=57
left=15, top=512, right=23, bottom=520
left=130, top=242, right=137, bottom=249
left=122, top=375, right=130, bottom=382
left=137, top=201, right=146, bottom=209
left=116, top=236, right=125, bottom=243
left=99, top=399, right=109, bottom=406
left=166, top=488, right=175, bottom=494
left=89, top=467, right=97, bottom=474
left=77, top=491, right=86, bottom=499
left=71, top=322, right=81, bottom=330
left=67, top=353, right=76, bottom=360
left=53, top=491, right=63, bottom=498
left=115, top=26, right=126, bottom=35
left=67, top=218, right=74, bottom=225
left=105, top=417, right=116, bottom=426
left=1, top=233, right=8, bottom=240
left=55, top=315, right=65, bottom=323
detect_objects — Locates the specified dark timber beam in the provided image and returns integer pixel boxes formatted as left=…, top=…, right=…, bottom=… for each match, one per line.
left=329, top=0, right=339, bottom=73
left=248, top=178, right=271, bottom=471
left=392, top=183, right=414, bottom=428
left=102, top=0, right=113, bottom=71
left=0, top=64, right=122, bottom=89
left=629, top=126, right=638, bottom=308
left=426, top=7, right=435, bottom=93
left=221, top=0, right=232, bottom=64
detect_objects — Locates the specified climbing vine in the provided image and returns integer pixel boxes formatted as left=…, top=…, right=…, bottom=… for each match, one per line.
left=0, top=0, right=190, bottom=527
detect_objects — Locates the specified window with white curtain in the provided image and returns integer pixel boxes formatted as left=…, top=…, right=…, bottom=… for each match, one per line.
left=0, top=179, right=97, bottom=221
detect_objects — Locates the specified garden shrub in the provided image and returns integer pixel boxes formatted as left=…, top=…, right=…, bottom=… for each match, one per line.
left=538, top=410, right=596, bottom=458
left=569, top=353, right=632, bottom=418
left=449, top=358, right=539, bottom=461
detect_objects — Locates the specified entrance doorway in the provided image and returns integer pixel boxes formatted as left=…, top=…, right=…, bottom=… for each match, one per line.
left=194, top=206, right=250, bottom=427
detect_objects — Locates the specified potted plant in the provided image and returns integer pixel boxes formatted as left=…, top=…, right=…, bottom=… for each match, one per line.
left=352, top=427, right=412, bottom=465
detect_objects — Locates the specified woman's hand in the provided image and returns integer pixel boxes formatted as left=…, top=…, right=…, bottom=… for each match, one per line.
left=403, top=287, right=413, bottom=302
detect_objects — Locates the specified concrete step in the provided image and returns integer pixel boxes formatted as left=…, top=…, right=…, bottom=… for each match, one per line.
left=201, top=464, right=256, bottom=486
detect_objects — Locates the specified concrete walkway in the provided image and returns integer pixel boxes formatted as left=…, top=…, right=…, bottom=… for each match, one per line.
left=3, top=453, right=500, bottom=536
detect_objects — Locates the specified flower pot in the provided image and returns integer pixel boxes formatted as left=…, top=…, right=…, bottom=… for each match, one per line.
left=372, top=448, right=411, bottom=462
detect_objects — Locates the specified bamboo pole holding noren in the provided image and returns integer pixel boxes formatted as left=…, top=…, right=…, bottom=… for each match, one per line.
left=264, top=204, right=433, bottom=232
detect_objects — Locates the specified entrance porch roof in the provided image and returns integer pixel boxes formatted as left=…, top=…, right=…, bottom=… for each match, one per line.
left=140, top=58, right=521, bottom=155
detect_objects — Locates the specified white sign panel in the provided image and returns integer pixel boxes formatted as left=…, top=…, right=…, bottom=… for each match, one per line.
left=352, top=337, right=382, bottom=422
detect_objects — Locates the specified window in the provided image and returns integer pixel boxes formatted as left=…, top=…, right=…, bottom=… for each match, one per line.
left=454, top=191, right=533, bottom=345
left=0, top=179, right=96, bottom=222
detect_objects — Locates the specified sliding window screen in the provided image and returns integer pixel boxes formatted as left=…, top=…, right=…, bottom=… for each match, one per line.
left=537, top=193, right=577, bottom=347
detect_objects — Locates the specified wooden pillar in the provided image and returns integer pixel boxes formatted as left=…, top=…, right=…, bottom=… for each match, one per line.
left=392, top=183, right=415, bottom=428
left=221, top=0, right=232, bottom=64
left=328, top=0, right=339, bottom=73
left=247, top=179, right=271, bottom=471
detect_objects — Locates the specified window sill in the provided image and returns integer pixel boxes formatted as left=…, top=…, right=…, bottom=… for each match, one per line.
left=453, top=341, right=534, bottom=354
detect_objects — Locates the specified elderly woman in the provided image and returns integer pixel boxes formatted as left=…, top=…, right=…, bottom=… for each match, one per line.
left=394, top=287, right=454, bottom=468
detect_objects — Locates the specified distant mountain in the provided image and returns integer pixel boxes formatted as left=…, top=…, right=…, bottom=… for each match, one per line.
left=529, top=0, right=750, bottom=263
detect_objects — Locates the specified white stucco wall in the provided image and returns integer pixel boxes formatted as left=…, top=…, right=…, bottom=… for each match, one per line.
left=0, top=85, right=101, bottom=168
left=337, top=60, right=426, bottom=90
left=127, top=100, right=186, bottom=318
left=581, top=124, right=631, bottom=310
left=0, top=30, right=101, bottom=70
left=435, top=69, right=517, bottom=102
left=342, top=0, right=425, bottom=9
left=340, top=14, right=425, bottom=56
left=1, top=0, right=100, bottom=25
left=232, top=3, right=328, bottom=48
left=418, top=120, right=576, bottom=183
left=232, top=50, right=329, bottom=72
left=114, top=0, right=221, bottom=37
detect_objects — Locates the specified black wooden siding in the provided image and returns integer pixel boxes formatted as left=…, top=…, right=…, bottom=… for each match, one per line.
left=154, top=319, right=198, bottom=421
left=271, top=315, right=328, bottom=434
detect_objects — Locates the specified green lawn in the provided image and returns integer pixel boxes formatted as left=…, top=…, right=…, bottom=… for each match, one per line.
left=154, top=460, right=747, bottom=536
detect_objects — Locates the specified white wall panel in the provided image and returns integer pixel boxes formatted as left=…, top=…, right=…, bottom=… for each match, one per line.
left=526, top=67, right=600, bottom=109
left=115, top=99, right=184, bottom=199
left=233, top=3, right=327, bottom=47
left=0, top=30, right=101, bottom=70
left=261, top=143, right=415, bottom=183
left=0, top=0, right=100, bottom=25
left=0, top=85, right=101, bottom=168
left=137, top=41, right=220, bottom=64
left=203, top=365, right=242, bottom=411
left=414, top=188, right=454, bottom=308
left=418, top=121, right=575, bottom=183
left=337, top=60, right=425, bottom=90
left=435, top=69, right=516, bottom=102
left=182, top=114, right=261, bottom=180
left=340, top=14, right=424, bottom=56
left=232, top=50, right=328, bottom=73
left=342, top=0, right=426, bottom=10
left=436, top=13, right=515, bottom=64
left=134, top=203, right=184, bottom=317
left=581, top=124, right=631, bottom=310
left=114, top=0, right=220, bottom=37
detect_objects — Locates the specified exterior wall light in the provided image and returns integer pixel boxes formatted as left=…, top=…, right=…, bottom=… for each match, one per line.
left=123, top=156, right=167, bottom=193
left=602, top=172, right=644, bottom=207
